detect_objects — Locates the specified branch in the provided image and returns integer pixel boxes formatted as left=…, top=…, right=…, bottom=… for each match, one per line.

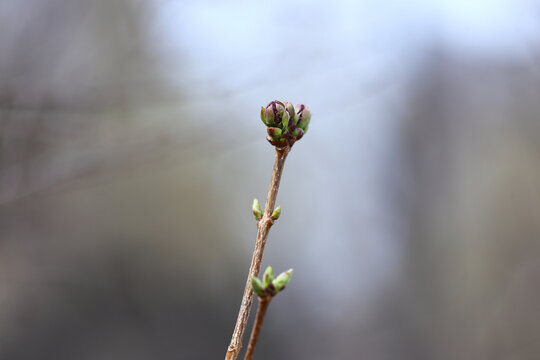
left=243, top=296, right=270, bottom=360
left=224, top=100, right=310, bottom=360
left=225, top=146, right=290, bottom=360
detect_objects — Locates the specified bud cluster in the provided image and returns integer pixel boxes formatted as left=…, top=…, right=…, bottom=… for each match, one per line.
left=250, top=266, right=293, bottom=298
left=260, top=100, right=311, bottom=148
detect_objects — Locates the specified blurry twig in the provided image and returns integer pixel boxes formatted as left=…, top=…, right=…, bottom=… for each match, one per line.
left=244, top=296, right=269, bottom=360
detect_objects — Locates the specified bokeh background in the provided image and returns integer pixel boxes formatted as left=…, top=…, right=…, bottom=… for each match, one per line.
left=2, top=0, right=540, bottom=359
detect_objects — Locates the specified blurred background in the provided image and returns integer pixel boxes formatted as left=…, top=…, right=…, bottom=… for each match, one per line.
left=1, top=0, right=540, bottom=359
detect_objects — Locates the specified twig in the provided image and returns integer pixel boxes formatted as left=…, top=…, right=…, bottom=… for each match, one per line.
left=243, top=296, right=271, bottom=360
left=225, top=146, right=290, bottom=360
left=225, top=99, right=310, bottom=359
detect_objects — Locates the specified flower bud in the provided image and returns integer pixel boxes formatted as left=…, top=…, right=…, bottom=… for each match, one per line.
left=285, top=101, right=295, bottom=120
left=285, top=101, right=297, bottom=130
left=260, top=100, right=311, bottom=147
left=263, top=106, right=276, bottom=126
left=293, top=128, right=304, bottom=141
left=260, top=106, right=269, bottom=126
left=295, top=104, right=311, bottom=132
left=262, top=101, right=286, bottom=127
left=267, top=127, right=282, bottom=140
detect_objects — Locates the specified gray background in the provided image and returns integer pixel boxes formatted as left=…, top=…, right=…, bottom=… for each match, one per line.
left=1, top=1, right=540, bottom=359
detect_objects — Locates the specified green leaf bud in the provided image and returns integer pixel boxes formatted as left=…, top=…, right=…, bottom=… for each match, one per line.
left=271, top=206, right=281, bottom=220
left=272, top=269, right=293, bottom=292
left=263, top=266, right=274, bottom=288
left=250, top=276, right=265, bottom=297
left=252, top=198, right=262, bottom=220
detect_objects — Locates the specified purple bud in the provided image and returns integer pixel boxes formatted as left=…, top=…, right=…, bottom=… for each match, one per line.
left=263, top=105, right=276, bottom=126
left=285, top=101, right=296, bottom=126
left=261, top=100, right=311, bottom=147
left=263, top=100, right=288, bottom=128
left=295, top=104, right=311, bottom=132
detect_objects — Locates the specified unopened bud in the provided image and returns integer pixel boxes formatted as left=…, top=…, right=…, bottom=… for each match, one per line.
left=261, top=105, right=275, bottom=126
left=267, top=127, right=282, bottom=140
left=250, top=276, right=265, bottom=297
left=260, top=100, right=311, bottom=147
left=295, top=104, right=311, bottom=132
left=285, top=101, right=296, bottom=124
left=260, top=106, right=269, bottom=126
left=252, top=198, right=262, bottom=220
left=262, top=101, right=286, bottom=127
left=263, top=266, right=274, bottom=288
left=281, top=108, right=290, bottom=129
left=273, top=269, right=293, bottom=292
left=271, top=206, right=281, bottom=220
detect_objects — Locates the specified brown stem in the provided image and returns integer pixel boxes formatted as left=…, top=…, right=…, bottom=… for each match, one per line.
left=244, top=297, right=271, bottom=360
left=225, top=146, right=291, bottom=360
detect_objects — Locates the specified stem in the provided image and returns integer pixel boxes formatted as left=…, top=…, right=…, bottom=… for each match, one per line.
left=225, top=146, right=291, bottom=360
left=244, top=297, right=271, bottom=360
